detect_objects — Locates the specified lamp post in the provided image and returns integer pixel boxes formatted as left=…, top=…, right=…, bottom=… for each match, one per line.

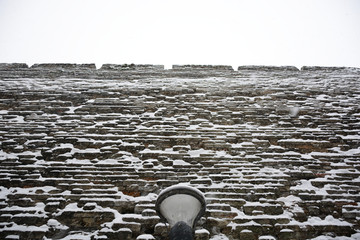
left=155, top=185, right=206, bottom=240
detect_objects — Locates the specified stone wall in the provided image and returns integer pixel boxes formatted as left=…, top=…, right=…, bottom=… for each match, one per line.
left=0, top=64, right=359, bottom=239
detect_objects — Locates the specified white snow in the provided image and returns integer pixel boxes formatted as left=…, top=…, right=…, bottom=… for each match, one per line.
left=195, top=229, right=210, bottom=234
left=288, top=215, right=353, bottom=227
left=306, top=215, right=352, bottom=226
left=209, top=234, right=230, bottom=240
left=136, top=234, right=155, bottom=240
left=0, top=223, right=49, bottom=232
left=173, top=159, right=190, bottom=166
left=47, top=219, right=69, bottom=230
left=259, top=236, right=276, bottom=240
left=188, top=148, right=213, bottom=157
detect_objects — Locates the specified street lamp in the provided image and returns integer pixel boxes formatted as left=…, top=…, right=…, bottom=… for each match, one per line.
left=155, top=185, right=206, bottom=240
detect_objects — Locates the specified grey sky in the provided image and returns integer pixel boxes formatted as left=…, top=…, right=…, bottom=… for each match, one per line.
left=0, top=0, right=359, bottom=68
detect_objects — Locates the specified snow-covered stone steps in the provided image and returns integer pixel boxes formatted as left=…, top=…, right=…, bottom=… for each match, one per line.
left=233, top=214, right=291, bottom=225
left=273, top=222, right=355, bottom=240
left=1, top=65, right=360, bottom=239
left=310, top=178, right=360, bottom=188
left=0, top=226, right=47, bottom=240
left=298, top=192, right=360, bottom=202
left=0, top=212, right=48, bottom=227
left=111, top=222, right=142, bottom=236
left=205, top=191, right=276, bottom=202
left=342, top=204, right=360, bottom=225
left=0, top=202, right=48, bottom=239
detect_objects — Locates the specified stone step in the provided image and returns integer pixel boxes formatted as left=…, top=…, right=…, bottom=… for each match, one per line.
left=0, top=227, right=46, bottom=240
left=233, top=214, right=291, bottom=225
left=0, top=213, right=48, bottom=226
left=207, top=203, right=232, bottom=211
left=206, top=209, right=238, bottom=219
left=274, top=222, right=355, bottom=239
left=298, top=193, right=360, bottom=201
left=311, top=179, right=360, bottom=188
left=200, top=186, right=282, bottom=194
left=205, top=192, right=276, bottom=202
left=243, top=202, right=284, bottom=215
left=112, top=222, right=142, bottom=235
left=122, top=214, right=160, bottom=228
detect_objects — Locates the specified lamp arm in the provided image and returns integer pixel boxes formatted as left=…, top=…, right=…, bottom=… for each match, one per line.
left=169, top=221, right=194, bottom=240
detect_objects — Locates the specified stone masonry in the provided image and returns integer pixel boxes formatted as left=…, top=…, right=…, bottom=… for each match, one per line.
left=0, top=63, right=359, bottom=239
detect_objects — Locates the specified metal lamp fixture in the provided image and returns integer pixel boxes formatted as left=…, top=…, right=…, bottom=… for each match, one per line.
left=155, top=185, right=206, bottom=240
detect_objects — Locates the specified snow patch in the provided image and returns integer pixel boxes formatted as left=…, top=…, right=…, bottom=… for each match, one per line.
left=173, top=159, right=190, bottom=166
left=210, top=234, right=230, bottom=240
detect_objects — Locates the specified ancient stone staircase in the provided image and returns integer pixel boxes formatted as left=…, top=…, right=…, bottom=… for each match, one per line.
left=0, top=63, right=359, bottom=239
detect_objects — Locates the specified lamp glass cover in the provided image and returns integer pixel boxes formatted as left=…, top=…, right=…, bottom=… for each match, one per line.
left=159, top=193, right=202, bottom=227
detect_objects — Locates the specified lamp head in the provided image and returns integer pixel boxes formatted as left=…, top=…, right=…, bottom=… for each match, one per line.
left=155, top=185, right=206, bottom=229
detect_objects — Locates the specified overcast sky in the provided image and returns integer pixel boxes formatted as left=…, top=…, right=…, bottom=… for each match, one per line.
left=0, top=0, right=359, bottom=69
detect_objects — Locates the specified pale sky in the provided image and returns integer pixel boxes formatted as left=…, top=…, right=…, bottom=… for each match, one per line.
left=0, top=0, right=359, bottom=69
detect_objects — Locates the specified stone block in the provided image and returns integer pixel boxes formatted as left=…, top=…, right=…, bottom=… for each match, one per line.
left=195, top=229, right=210, bottom=240
left=112, top=222, right=142, bottom=234
left=278, top=228, right=296, bottom=240
left=239, top=229, right=256, bottom=240
left=154, top=222, right=169, bottom=238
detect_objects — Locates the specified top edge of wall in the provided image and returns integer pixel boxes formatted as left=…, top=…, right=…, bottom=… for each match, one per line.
left=0, top=63, right=359, bottom=72
left=237, top=65, right=300, bottom=71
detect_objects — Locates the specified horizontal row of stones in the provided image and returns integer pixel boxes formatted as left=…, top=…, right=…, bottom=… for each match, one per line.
left=0, top=63, right=359, bottom=72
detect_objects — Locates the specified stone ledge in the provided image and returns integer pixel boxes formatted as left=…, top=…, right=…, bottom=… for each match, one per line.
left=31, top=63, right=96, bottom=70
left=172, top=65, right=234, bottom=71
left=100, top=64, right=164, bottom=71
left=300, top=66, right=360, bottom=72
left=238, top=65, right=299, bottom=72
left=0, top=63, right=29, bottom=70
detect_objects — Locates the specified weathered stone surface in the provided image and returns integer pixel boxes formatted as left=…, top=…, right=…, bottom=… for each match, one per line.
left=0, top=64, right=359, bottom=239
